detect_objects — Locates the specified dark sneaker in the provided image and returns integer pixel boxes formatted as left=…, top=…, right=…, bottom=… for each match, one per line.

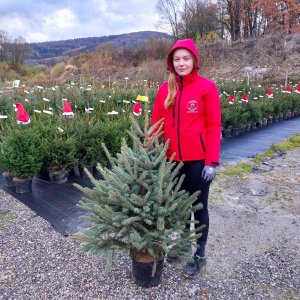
left=182, top=255, right=206, bottom=278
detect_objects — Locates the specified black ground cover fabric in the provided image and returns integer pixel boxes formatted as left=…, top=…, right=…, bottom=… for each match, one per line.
left=0, top=117, right=299, bottom=236
left=221, top=117, right=300, bottom=163
left=0, top=172, right=91, bottom=236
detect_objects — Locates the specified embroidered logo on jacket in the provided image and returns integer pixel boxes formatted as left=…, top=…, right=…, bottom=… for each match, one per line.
left=187, top=100, right=198, bottom=113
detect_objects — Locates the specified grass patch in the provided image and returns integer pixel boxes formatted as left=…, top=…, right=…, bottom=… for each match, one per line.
left=252, top=133, right=300, bottom=164
left=279, top=287, right=299, bottom=300
left=223, top=162, right=252, bottom=175
left=0, top=222, right=6, bottom=229
left=0, top=209, right=16, bottom=229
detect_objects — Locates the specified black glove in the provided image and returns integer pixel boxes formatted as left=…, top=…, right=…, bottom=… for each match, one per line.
left=201, top=165, right=217, bottom=182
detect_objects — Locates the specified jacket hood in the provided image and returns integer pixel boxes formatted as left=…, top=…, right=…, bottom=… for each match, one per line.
left=167, top=38, right=199, bottom=73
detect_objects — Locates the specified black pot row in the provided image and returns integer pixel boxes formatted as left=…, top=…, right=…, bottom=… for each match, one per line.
left=222, top=110, right=299, bottom=139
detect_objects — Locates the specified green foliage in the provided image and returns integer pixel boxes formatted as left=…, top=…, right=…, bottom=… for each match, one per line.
left=0, top=81, right=298, bottom=184
left=0, top=209, right=16, bottom=230
left=222, top=104, right=250, bottom=129
left=40, top=124, right=77, bottom=172
left=101, top=117, right=131, bottom=158
left=70, top=117, right=107, bottom=167
left=223, top=162, right=252, bottom=175
left=0, top=138, right=11, bottom=172
left=220, top=89, right=300, bottom=129
left=272, top=97, right=285, bottom=115
left=0, top=96, right=12, bottom=114
left=75, top=117, right=202, bottom=272
left=248, top=101, right=263, bottom=122
left=1, top=125, right=43, bottom=178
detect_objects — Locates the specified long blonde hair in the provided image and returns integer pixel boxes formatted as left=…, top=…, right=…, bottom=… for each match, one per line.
left=164, top=73, right=178, bottom=109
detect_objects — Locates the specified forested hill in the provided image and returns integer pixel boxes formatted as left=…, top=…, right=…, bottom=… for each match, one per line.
left=27, top=31, right=171, bottom=60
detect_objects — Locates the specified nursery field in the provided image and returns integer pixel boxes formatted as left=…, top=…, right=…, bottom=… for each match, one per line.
left=0, top=78, right=299, bottom=188
left=0, top=77, right=299, bottom=298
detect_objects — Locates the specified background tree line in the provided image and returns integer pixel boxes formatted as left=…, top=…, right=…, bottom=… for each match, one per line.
left=0, top=0, right=299, bottom=83
left=156, top=0, right=300, bottom=41
left=0, top=30, right=30, bottom=73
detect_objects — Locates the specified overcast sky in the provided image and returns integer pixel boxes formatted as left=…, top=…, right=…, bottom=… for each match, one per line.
left=0, top=0, right=163, bottom=43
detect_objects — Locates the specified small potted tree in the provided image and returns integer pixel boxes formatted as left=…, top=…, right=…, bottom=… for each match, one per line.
left=75, top=116, right=203, bottom=287
left=42, top=131, right=77, bottom=184
left=71, top=117, right=105, bottom=179
left=2, top=126, right=43, bottom=193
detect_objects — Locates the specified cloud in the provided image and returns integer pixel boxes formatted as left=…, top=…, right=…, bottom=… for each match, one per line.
left=0, top=0, right=161, bottom=42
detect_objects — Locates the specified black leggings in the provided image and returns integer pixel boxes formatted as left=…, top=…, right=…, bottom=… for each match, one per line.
left=177, top=160, right=210, bottom=245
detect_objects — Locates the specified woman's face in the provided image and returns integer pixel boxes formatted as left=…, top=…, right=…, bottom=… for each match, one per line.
left=173, top=48, right=194, bottom=76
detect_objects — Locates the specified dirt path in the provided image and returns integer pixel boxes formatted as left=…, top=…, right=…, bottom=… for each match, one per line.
left=198, top=147, right=300, bottom=299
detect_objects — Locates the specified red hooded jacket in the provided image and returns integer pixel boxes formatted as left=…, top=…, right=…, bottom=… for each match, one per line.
left=151, top=39, right=221, bottom=166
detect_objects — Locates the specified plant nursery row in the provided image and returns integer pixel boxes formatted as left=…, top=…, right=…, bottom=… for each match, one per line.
left=0, top=80, right=299, bottom=191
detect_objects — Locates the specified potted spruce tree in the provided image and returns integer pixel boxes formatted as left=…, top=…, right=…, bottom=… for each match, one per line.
left=70, top=117, right=105, bottom=179
left=42, top=131, right=77, bottom=184
left=75, top=116, right=203, bottom=287
left=2, top=125, right=43, bottom=193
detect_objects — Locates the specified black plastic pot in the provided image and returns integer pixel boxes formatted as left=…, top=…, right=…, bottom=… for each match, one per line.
left=223, top=127, right=232, bottom=138
left=256, top=120, right=263, bottom=128
left=93, top=165, right=104, bottom=180
left=267, top=116, right=273, bottom=124
left=2, top=172, right=14, bottom=187
left=245, top=123, right=251, bottom=132
left=262, top=118, right=268, bottom=126
left=132, top=255, right=164, bottom=288
left=13, top=177, right=32, bottom=193
left=231, top=128, right=239, bottom=137
left=37, top=168, right=50, bottom=180
left=49, top=170, right=68, bottom=184
left=250, top=122, right=257, bottom=130
left=79, top=166, right=94, bottom=180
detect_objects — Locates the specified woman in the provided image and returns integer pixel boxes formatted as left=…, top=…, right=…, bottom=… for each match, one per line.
left=151, top=38, right=221, bottom=278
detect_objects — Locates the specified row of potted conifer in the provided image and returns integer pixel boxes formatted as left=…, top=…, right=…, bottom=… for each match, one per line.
left=221, top=92, right=300, bottom=137
left=0, top=83, right=299, bottom=192
left=0, top=114, right=130, bottom=193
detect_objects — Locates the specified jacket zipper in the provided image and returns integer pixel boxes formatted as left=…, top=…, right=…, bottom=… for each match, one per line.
left=177, top=76, right=183, bottom=161
left=172, top=101, right=176, bottom=127
left=200, top=134, right=206, bottom=152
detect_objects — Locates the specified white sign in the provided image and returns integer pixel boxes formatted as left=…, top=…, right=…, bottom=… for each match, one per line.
left=12, top=80, right=20, bottom=88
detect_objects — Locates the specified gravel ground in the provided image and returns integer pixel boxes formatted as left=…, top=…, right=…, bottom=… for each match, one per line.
left=1, top=147, right=300, bottom=300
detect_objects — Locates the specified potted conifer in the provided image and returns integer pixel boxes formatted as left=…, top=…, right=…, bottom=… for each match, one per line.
left=70, top=117, right=105, bottom=179
left=2, top=126, right=43, bottom=193
left=42, top=131, right=77, bottom=184
left=75, top=116, right=203, bottom=287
